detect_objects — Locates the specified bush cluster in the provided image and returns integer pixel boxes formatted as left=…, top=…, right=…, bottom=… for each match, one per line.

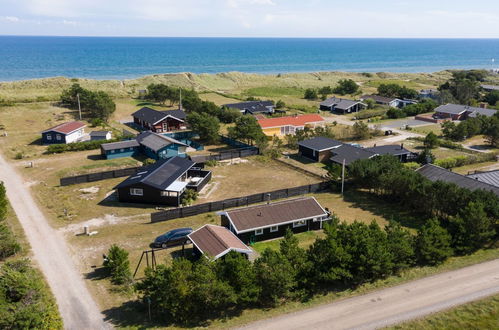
left=354, top=109, right=387, bottom=120
left=46, top=138, right=120, bottom=154
left=434, top=153, right=497, bottom=169
left=0, top=183, right=20, bottom=261
left=386, top=99, right=437, bottom=119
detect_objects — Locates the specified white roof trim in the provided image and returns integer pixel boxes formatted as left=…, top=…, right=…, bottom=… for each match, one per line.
left=152, top=114, right=185, bottom=125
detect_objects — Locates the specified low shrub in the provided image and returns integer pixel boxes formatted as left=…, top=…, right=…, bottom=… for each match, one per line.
left=46, top=138, right=120, bottom=154
left=354, top=109, right=387, bottom=120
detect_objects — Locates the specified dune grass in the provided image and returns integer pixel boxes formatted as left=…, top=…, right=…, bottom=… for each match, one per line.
left=391, top=294, right=499, bottom=329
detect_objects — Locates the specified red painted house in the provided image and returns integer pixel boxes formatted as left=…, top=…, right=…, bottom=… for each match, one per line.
left=132, top=107, right=187, bottom=133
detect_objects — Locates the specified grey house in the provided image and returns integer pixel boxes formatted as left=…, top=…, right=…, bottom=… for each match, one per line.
left=320, top=97, right=366, bottom=114
left=366, top=144, right=416, bottom=162
left=223, top=101, right=275, bottom=115
left=416, top=164, right=499, bottom=197
left=298, top=137, right=343, bottom=162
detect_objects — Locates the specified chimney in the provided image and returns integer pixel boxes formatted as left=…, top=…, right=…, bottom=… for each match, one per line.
left=401, top=143, right=404, bottom=150
left=374, top=143, right=377, bottom=147
left=266, top=193, right=271, bottom=204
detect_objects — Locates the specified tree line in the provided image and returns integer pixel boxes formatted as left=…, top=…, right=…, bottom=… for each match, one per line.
left=133, top=210, right=469, bottom=326
left=304, top=79, right=360, bottom=100
left=347, top=156, right=498, bottom=255
left=441, top=112, right=499, bottom=147
left=60, top=83, right=116, bottom=122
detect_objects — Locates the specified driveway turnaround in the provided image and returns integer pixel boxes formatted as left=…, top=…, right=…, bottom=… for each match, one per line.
left=0, top=154, right=108, bottom=329
left=239, top=259, right=499, bottom=330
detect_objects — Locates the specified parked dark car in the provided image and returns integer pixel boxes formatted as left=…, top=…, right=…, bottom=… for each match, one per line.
left=153, top=228, right=193, bottom=248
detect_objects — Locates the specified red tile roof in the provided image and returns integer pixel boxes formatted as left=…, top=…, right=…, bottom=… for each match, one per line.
left=257, top=114, right=324, bottom=129
left=42, top=121, right=86, bottom=134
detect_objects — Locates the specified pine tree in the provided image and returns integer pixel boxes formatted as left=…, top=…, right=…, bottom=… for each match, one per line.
left=416, top=218, right=453, bottom=266
left=385, top=220, right=415, bottom=272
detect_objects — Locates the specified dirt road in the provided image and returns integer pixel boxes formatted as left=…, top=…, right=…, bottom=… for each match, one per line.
left=239, top=259, right=499, bottom=330
left=0, top=154, right=108, bottom=329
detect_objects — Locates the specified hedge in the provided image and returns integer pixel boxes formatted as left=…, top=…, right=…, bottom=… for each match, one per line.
left=46, top=138, right=120, bottom=154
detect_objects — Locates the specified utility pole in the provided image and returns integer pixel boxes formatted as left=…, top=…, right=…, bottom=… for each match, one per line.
left=341, top=159, right=346, bottom=196
left=77, top=93, right=82, bottom=120
left=178, top=88, right=182, bottom=110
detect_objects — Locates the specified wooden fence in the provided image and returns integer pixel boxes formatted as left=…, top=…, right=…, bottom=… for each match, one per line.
left=60, top=167, right=142, bottom=186
left=189, top=147, right=259, bottom=164
left=150, top=181, right=329, bottom=223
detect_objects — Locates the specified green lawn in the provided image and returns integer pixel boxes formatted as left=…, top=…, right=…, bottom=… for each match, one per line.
left=391, top=294, right=499, bottom=329
left=251, top=231, right=323, bottom=253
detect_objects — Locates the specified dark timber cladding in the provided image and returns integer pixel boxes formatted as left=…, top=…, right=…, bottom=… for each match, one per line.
left=298, top=137, right=343, bottom=162
left=220, top=197, right=330, bottom=244
left=188, top=225, right=252, bottom=260
left=115, top=156, right=196, bottom=206
left=416, top=164, right=499, bottom=196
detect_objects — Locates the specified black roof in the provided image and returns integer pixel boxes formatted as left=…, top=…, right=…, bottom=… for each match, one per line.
left=330, top=144, right=377, bottom=166
left=298, top=137, right=343, bottom=151
left=163, top=109, right=187, bottom=121
left=136, top=131, right=187, bottom=152
left=115, top=157, right=195, bottom=190
left=132, top=107, right=186, bottom=125
left=366, top=145, right=412, bottom=156
left=416, top=164, right=499, bottom=196
left=466, top=170, right=499, bottom=188
left=223, top=101, right=274, bottom=114
left=100, top=139, right=140, bottom=151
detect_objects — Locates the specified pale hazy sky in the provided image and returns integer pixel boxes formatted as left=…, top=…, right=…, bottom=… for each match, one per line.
left=1, top=0, right=499, bottom=38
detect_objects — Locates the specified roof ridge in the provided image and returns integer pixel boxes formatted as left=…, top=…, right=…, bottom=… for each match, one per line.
left=227, top=197, right=315, bottom=214
left=205, top=225, right=230, bottom=250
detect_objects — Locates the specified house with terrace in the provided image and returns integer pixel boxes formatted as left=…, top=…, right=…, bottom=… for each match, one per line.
left=360, top=95, right=417, bottom=108
left=433, top=104, right=498, bottom=121
left=136, top=131, right=189, bottom=160
left=223, top=100, right=275, bottom=115
left=132, top=107, right=187, bottom=133
left=298, top=137, right=344, bottom=162
left=188, top=225, right=253, bottom=260
left=365, top=144, right=415, bottom=162
left=329, top=144, right=378, bottom=166
left=100, top=131, right=190, bottom=160
left=319, top=97, right=366, bottom=114
left=41, top=121, right=86, bottom=144
left=258, top=114, right=325, bottom=137
left=219, top=197, right=330, bottom=244
left=115, top=156, right=211, bottom=206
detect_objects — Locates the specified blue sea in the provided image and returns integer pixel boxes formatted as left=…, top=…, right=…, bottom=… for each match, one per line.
left=0, top=36, right=498, bottom=81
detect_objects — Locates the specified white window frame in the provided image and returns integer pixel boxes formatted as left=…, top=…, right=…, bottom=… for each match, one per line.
left=293, top=220, right=307, bottom=228
left=270, top=226, right=278, bottom=233
left=46, top=134, right=52, bottom=140
left=56, top=134, right=62, bottom=140
left=130, top=188, right=143, bottom=196
left=255, top=228, right=263, bottom=235
left=120, top=148, right=125, bottom=152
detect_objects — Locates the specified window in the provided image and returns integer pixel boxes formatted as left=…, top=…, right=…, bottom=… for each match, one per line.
left=130, top=188, right=143, bottom=196
left=120, top=148, right=125, bottom=152
left=56, top=134, right=62, bottom=140
left=255, top=228, right=263, bottom=235
left=46, top=135, right=52, bottom=140
left=270, top=226, right=278, bottom=233
left=160, top=191, right=177, bottom=197
left=110, top=150, right=115, bottom=153
left=293, top=220, right=307, bottom=228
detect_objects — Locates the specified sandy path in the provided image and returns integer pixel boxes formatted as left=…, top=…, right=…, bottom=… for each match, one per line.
left=238, top=258, right=499, bottom=330
left=0, top=154, right=109, bottom=330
